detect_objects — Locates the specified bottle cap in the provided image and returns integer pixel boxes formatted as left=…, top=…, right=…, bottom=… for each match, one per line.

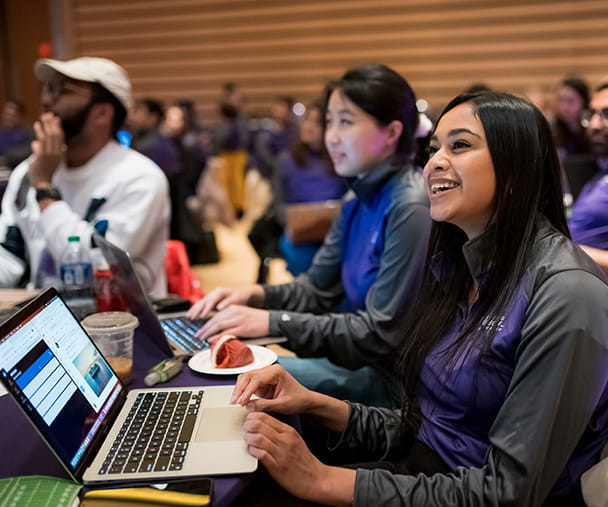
left=144, top=372, right=160, bottom=387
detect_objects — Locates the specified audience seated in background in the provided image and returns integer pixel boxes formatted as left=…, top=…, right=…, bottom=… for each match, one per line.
left=188, top=64, right=431, bottom=408
left=162, top=99, right=207, bottom=196
left=0, top=57, right=170, bottom=297
left=253, top=95, right=299, bottom=179
left=213, top=101, right=249, bottom=216
left=232, top=91, right=608, bottom=507
left=128, top=97, right=180, bottom=178
left=551, top=76, right=591, bottom=162
left=161, top=100, right=215, bottom=264
left=567, top=83, right=608, bottom=271
left=273, top=101, right=348, bottom=276
left=0, top=100, right=34, bottom=170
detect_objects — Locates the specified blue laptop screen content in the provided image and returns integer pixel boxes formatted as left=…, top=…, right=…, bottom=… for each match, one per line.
left=0, top=295, right=122, bottom=471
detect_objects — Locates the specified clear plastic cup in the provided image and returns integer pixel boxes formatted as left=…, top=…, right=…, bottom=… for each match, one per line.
left=82, top=311, right=139, bottom=385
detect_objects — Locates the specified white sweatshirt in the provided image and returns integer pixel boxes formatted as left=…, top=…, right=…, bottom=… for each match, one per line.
left=0, top=140, right=170, bottom=298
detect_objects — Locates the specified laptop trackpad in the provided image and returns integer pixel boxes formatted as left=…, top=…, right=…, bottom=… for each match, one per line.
left=195, top=406, right=247, bottom=442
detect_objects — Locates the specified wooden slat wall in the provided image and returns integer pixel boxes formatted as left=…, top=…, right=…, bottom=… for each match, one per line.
left=64, top=0, right=608, bottom=121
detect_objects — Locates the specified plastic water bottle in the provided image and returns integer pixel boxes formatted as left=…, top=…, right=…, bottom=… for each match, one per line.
left=60, top=235, right=96, bottom=320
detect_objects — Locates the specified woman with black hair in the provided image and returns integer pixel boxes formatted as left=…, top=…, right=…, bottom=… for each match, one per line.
left=551, top=76, right=591, bottom=161
left=231, top=91, right=608, bottom=506
left=188, top=64, right=431, bottom=407
left=274, top=101, right=348, bottom=276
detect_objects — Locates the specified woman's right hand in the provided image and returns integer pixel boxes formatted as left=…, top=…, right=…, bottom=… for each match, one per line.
left=186, top=285, right=264, bottom=318
left=231, top=364, right=313, bottom=414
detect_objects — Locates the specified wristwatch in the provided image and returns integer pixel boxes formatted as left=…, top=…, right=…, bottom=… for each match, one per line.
left=35, top=185, right=62, bottom=202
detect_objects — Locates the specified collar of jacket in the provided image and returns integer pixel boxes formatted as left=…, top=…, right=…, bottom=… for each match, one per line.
left=347, top=156, right=407, bottom=205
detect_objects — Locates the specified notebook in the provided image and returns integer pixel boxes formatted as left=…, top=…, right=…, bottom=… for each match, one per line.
left=0, top=288, right=257, bottom=485
left=93, top=234, right=209, bottom=357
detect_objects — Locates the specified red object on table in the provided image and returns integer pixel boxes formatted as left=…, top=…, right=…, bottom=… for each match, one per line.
left=94, top=269, right=126, bottom=312
left=164, top=240, right=204, bottom=303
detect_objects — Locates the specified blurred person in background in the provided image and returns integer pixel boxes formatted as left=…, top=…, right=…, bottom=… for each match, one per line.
left=0, top=100, right=34, bottom=170
left=568, top=83, right=608, bottom=272
left=274, top=101, right=348, bottom=276
left=162, top=100, right=211, bottom=263
left=213, top=101, right=250, bottom=217
left=254, top=95, right=299, bottom=179
left=129, top=97, right=180, bottom=178
left=163, top=99, right=207, bottom=195
left=551, top=76, right=590, bottom=162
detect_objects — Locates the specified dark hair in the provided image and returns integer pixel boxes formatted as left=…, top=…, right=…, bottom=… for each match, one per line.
left=323, top=63, right=419, bottom=162
left=173, top=99, right=201, bottom=133
left=290, top=102, right=331, bottom=168
left=397, top=91, right=568, bottom=437
left=463, top=82, right=492, bottom=94
left=137, top=98, right=165, bottom=122
left=276, top=95, right=295, bottom=110
left=218, top=101, right=239, bottom=120
left=559, top=76, right=590, bottom=108
left=596, top=83, right=608, bottom=93
left=91, top=83, right=127, bottom=138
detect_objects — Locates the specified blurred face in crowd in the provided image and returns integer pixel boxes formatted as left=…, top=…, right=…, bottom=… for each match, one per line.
left=299, top=106, right=322, bottom=149
left=1, top=102, right=22, bottom=128
left=424, top=102, right=496, bottom=239
left=40, top=76, right=96, bottom=142
left=163, top=105, right=185, bottom=137
left=555, top=85, right=585, bottom=125
left=271, top=100, right=291, bottom=127
left=586, top=88, right=608, bottom=158
left=129, top=103, right=160, bottom=131
left=324, top=89, right=401, bottom=178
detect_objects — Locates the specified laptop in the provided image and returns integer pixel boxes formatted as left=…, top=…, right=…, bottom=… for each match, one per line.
left=94, top=234, right=286, bottom=355
left=0, top=288, right=257, bottom=485
left=94, top=234, right=209, bottom=357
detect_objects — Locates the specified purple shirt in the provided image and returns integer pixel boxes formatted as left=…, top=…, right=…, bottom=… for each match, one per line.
left=278, top=151, right=347, bottom=204
left=417, top=223, right=608, bottom=496
left=568, top=159, right=608, bottom=248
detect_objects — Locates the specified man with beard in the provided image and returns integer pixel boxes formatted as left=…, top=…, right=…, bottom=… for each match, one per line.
left=568, top=83, right=608, bottom=273
left=0, top=57, right=170, bottom=297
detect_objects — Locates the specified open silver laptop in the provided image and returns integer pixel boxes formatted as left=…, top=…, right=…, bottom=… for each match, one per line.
left=0, top=288, right=257, bottom=485
left=94, top=234, right=209, bottom=357
left=94, top=234, right=286, bottom=356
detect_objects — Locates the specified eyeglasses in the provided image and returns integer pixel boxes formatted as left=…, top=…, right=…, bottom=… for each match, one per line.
left=581, top=108, right=608, bottom=128
left=40, top=80, right=92, bottom=101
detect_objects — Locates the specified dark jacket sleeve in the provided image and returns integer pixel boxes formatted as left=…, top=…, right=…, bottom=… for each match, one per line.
left=265, top=196, right=431, bottom=370
left=337, top=269, right=608, bottom=506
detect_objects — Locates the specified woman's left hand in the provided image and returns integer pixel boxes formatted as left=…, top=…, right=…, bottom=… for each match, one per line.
left=195, top=305, right=270, bottom=341
left=243, top=412, right=332, bottom=502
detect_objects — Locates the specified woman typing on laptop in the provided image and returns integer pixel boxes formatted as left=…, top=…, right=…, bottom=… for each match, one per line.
left=188, top=64, right=431, bottom=408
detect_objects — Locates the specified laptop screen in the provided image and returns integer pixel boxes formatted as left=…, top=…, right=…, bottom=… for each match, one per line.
left=0, top=289, right=124, bottom=478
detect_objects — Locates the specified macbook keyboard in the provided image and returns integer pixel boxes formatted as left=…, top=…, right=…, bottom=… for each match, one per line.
left=160, top=317, right=209, bottom=353
left=100, top=389, right=204, bottom=474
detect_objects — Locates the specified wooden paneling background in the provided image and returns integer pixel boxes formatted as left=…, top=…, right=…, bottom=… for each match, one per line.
left=60, top=0, right=608, bottom=121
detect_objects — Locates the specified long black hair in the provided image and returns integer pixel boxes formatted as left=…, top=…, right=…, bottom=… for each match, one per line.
left=290, top=102, right=332, bottom=169
left=322, top=63, right=419, bottom=163
left=397, top=91, right=568, bottom=438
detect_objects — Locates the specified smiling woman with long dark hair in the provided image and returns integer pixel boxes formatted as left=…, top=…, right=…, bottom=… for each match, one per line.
left=230, top=91, right=608, bottom=507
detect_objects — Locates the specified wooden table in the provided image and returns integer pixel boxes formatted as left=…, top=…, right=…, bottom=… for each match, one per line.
left=0, top=289, right=40, bottom=310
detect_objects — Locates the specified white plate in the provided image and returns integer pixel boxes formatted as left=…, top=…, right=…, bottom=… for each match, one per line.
left=188, top=344, right=278, bottom=375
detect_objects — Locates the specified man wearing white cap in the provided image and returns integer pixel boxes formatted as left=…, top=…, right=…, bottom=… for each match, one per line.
left=0, top=57, right=170, bottom=298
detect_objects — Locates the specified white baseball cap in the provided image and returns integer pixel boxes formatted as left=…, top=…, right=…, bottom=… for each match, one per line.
left=34, top=57, right=132, bottom=111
